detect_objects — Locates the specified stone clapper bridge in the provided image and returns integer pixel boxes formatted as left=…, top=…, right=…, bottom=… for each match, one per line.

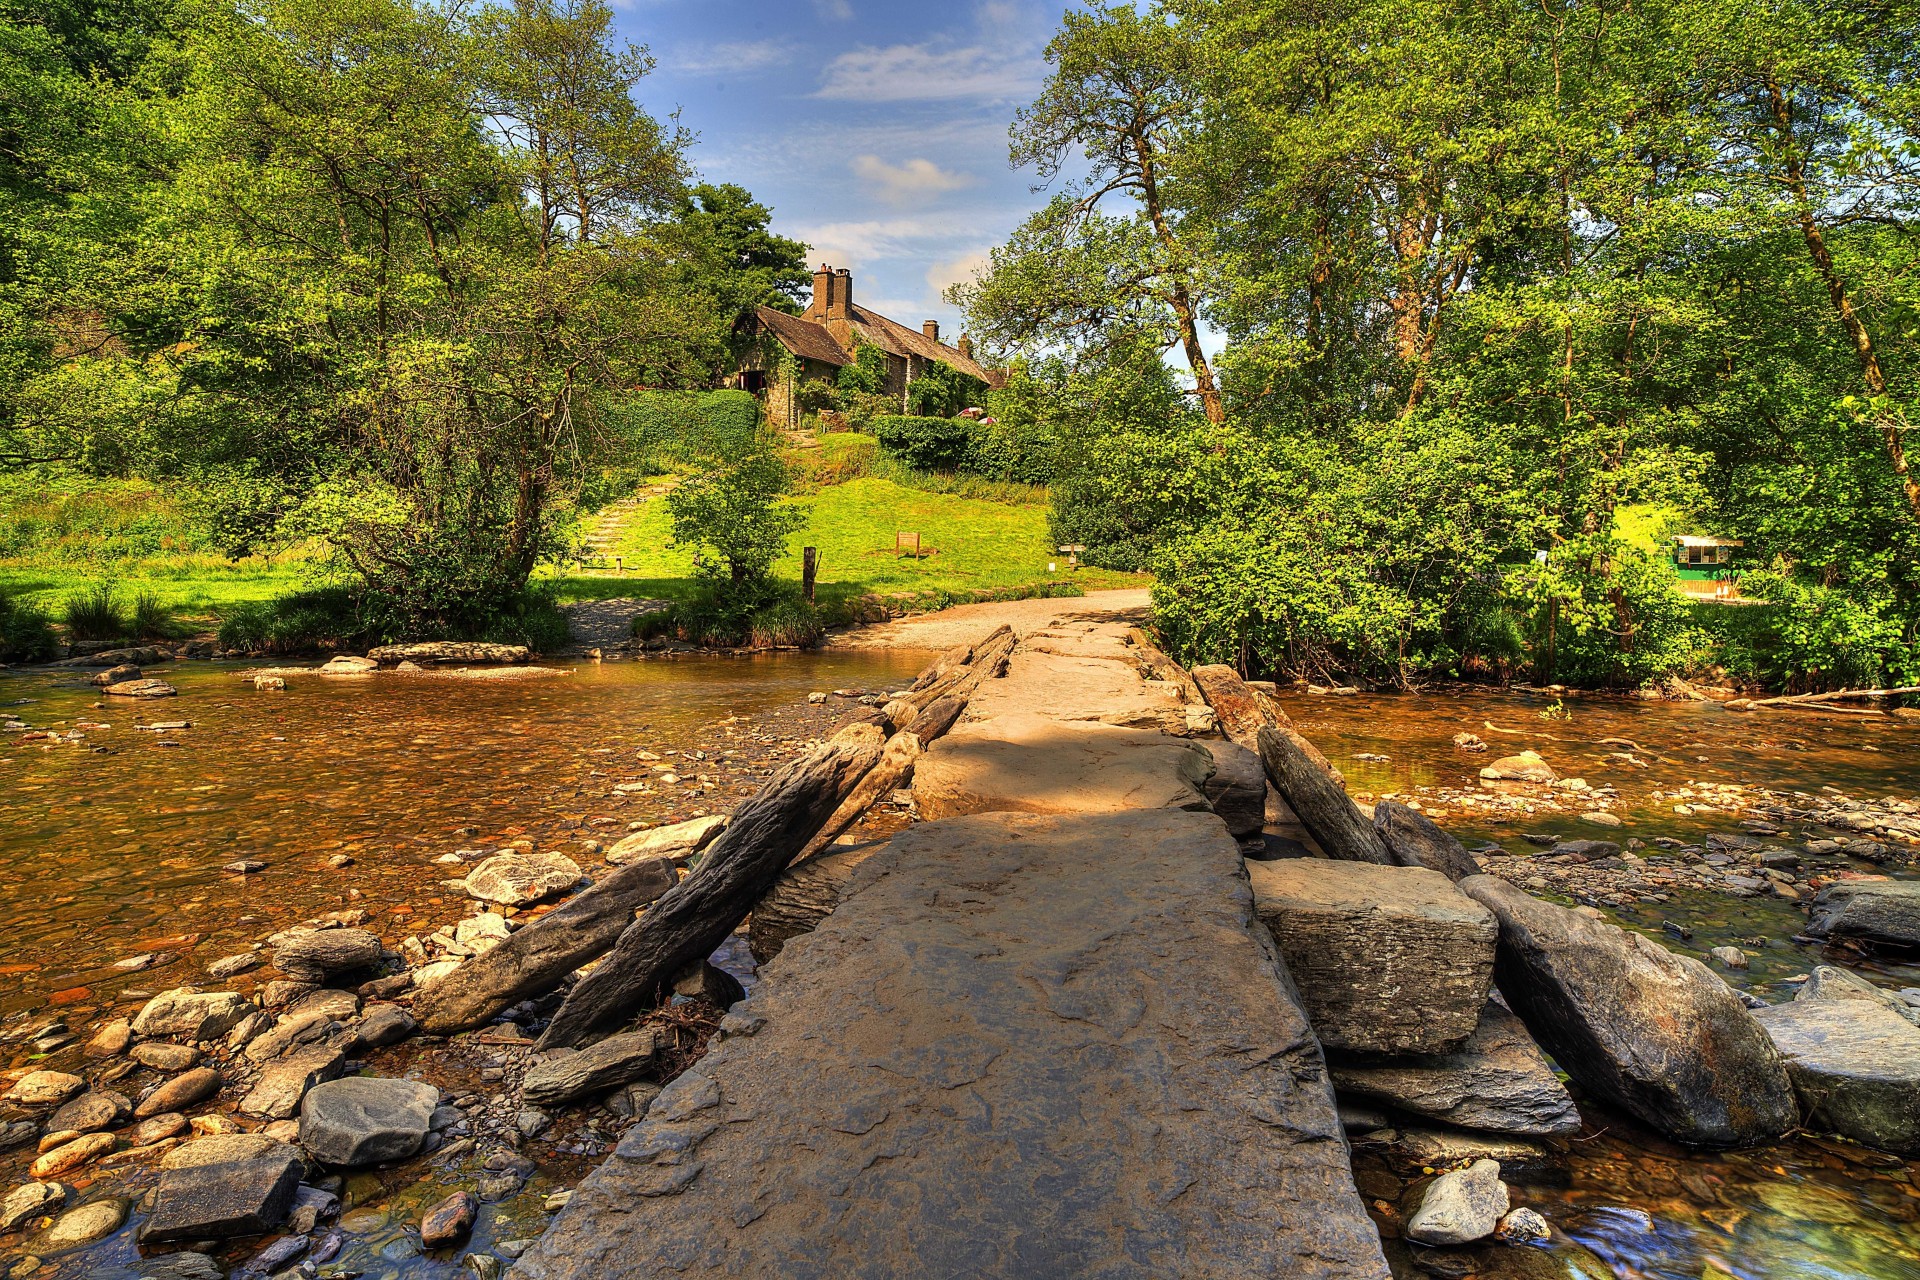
left=509, top=601, right=1810, bottom=1278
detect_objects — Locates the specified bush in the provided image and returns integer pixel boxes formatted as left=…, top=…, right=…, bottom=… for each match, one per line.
left=748, top=597, right=825, bottom=649
left=666, top=443, right=807, bottom=583
left=667, top=581, right=823, bottom=649
left=130, top=590, right=176, bottom=640
left=62, top=583, right=127, bottom=641
left=479, top=588, right=572, bottom=653
left=217, top=587, right=365, bottom=655
left=872, top=415, right=977, bottom=473
left=0, top=590, right=58, bottom=662
left=612, top=390, right=762, bottom=470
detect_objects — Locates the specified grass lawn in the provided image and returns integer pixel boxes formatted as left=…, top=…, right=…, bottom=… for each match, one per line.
left=545, top=476, right=1140, bottom=610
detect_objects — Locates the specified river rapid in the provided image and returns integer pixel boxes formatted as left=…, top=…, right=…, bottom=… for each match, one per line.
left=0, top=659, right=1914, bottom=1279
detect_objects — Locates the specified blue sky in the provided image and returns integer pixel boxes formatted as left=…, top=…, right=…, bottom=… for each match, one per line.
left=616, top=0, right=1075, bottom=338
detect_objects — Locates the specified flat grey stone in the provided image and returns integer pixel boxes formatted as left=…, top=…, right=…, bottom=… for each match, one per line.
left=604, top=816, right=728, bottom=865
left=132, top=989, right=254, bottom=1040
left=1249, top=859, right=1496, bottom=1054
left=273, top=929, right=382, bottom=982
left=521, top=1032, right=658, bottom=1107
left=911, top=712, right=1216, bottom=821
left=1755, top=966, right=1920, bottom=1154
left=242, top=1044, right=345, bottom=1119
left=512, top=809, right=1388, bottom=1280
left=1806, top=881, right=1920, bottom=949
left=0, top=1181, right=65, bottom=1232
left=1406, top=1159, right=1508, bottom=1245
left=48, top=1090, right=130, bottom=1134
left=37, top=1197, right=128, bottom=1250
left=141, top=1151, right=304, bottom=1242
left=1330, top=1003, right=1581, bottom=1135
left=299, top=1076, right=439, bottom=1166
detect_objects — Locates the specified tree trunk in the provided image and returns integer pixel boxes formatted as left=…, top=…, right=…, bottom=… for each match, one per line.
left=1256, top=725, right=1394, bottom=864
left=410, top=857, right=679, bottom=1035
left=794, top=732, right=923, bottom=863
left=538, top=738, right=882, bottom=1048
left=1766, top=79, right=1920, bottom=526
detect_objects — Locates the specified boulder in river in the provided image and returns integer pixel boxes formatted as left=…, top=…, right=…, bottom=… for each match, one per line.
left=1479, top=751, right=1557, bottom=784
left=132, top=988, right=253, bottom=1041
left=1804, top=881, right=1920, bottom=951
left=272, top=928, right=383, bottom=982
left=464, top=852, right=582, bottom=907
left=0, top=1181, right=65, bottom=1232
left=90, top=663, right=140, bottom=686
left=1405, top=1158, right=1509, bottom=1246
left=36, top=1197, right=128, bottom=1250
left=1753, top=965, right=1920, bottom=1155
left=1460, top=874, right=1795, bottom=1147
left=1329, top=1003, right=1582, bottom=1136
left=604, top=816, right=728, bottom=865
left=299, top=1076, right=439, bottom=1166
left=1198, top=740, right=1267, bottom=840
left=367, top=641, right=530, bottom=665
left=48, top=1090, right=131, bottom=1134
left=135, top=1067, right=222, bottom=1118
left=1248, top=859, right=1496, bottom=1054
left=420, top=1190, right=477, bottom=1248
left=101, top=678, right=176, bottom=698
left=241, top=1044, right=344, bottom=1120
left=140, top=1148, right=304, bottom=1243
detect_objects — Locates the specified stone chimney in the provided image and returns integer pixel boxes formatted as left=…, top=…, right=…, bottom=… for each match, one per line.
left=922, top=320, right=940, bottom=341
left=828, top=268, right=853, bottom=322
left=808, top=265, right=835, bottom=320
left=957, top=333, right=973, bottom=360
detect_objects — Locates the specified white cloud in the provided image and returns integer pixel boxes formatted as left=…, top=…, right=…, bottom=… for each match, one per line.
left=852, top=155, right=974, bottom=204
left=814, top=0, right=854, bottom=19
left=815, top=42, right=1042, bottom=103
left=669, top=40, right=789, bottom=76
left=790, top=214, right=985, bottom=273
left=925, top=248, right=993, bottom=297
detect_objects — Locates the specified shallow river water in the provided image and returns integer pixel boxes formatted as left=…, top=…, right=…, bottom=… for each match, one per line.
left=0, top=662, right=1916, bottom=1279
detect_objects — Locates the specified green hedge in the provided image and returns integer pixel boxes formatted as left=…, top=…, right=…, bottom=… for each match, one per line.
left=614, top=389, right=762, bottom=465
left=872, top=415, right=978, bottom=472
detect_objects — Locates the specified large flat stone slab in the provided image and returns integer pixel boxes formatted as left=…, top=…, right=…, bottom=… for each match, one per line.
left=963, top=645, right=1188, bottom=732
left=912, top=711, right=1215, bottom=821
left=1754, top=966, right=1920, bottom=1155
left=1329, top=1003, right=1582, bottom=1136
left=1805, top=881, right=1920, bottom=950
left=1248, top=859, right=1497, bottom=1054
left=516, top=809, right=1389, bottom=1279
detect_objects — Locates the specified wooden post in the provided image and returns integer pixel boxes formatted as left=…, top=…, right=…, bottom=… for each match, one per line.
left=803, top=547, right=818, bottom=603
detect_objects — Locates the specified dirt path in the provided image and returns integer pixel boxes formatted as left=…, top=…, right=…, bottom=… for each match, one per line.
left=827, top=587, right=1152, bottom=651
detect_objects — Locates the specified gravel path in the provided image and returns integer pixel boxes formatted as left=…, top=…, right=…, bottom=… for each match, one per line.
left=826, top=588, right=1151, bottom=651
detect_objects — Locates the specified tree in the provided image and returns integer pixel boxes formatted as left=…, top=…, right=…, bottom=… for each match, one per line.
left=665, top=440, right=806, bottom=585
left=955, top=4, right=1223, bottom=422
left=674, top=182, right=810, bottom=319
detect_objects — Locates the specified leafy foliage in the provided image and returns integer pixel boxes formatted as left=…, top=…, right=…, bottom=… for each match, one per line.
left=664, top=441, right=807, bottom=585
left=0, top=587, right=57, bottom=661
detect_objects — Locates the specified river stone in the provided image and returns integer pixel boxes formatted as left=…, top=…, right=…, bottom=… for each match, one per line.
left=286, top=987, right=362, bottom=1021
left=299, top=1076, right=439, bottom=1167
left=130, top=1253, right=223, bottom=1280
left=1460, top=874, right=1795, bottom=1147
left=48, top=1090, right=131, bottom=1134
left=273, top=929, right=383, bottom=982
left=0, top=1182, right=65, bottom=1232
left=37, top=1197, right=128, bottom=1250
left=320, top=654, right=379, bottom=674
left=132, top=989, right=253, bottom=1041
left=242, top=1044, right=345, bottom=1119
left=129, top=1113, right=190, bottom=1145
left=29, top=1132, right=114, bottom=1179
left=521, top=1032, right=657, bottom=1107
left=85, top=1019, right=132, bottom=1058
left=420, top=1190, right=477, bottom=1248
left=605, top=816, right=728, bottom=865
left=141, top=1149, right=304, bottom=1242
left=749, top=841, right=889, bottom=963
left=102, top=678, right=176, bottom=698
left=206, top=952, right=262, bottom=980
left=5, top=1071, right=85, bottom=1107
left=1247, top=860, right=1496, bottom=1054
left=1479, top=751, right=1557, bottom=784
left=91, top=663, right=141, bottom=686
left=347, top=1005, right=418, bottom=1053
left=464, top=853, right=582, bottom=907
left=1804, top=881, right=1920, bottom=950
left=1199, top=740, right=1267, bottom=840
left=1753, top=966, right=1920, bottom=1154
left=911, top=711, right=1217, bottom=822
left=135, top=1067, right=222, bottom=1119
left=1329, top=1003, right=1582, bottom=1136
left=1406, top=1159, right=1509, bottom=1246
left=131, top=1043, right=201, bottom=1072
left=511, top=809, right=1390, bottom=1280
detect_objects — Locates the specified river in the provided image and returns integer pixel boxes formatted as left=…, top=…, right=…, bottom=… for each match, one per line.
left=0, top=659, right=1916, bottom=1278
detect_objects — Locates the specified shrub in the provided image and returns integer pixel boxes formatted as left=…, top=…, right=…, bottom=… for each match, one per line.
left=666, top=443, right=807, bottom=584
left=0, top=590, right=58, bottom=663
left=667, top=581, right=823, bottom=649
left=872, top=415, right=977, bottom=473
left=62, top=583, right=127, bottom=641
left=130, top=590, right=176, bottom=640
left=748, top=597, right=825, bottom=649
left=612, top=390, right=763, bottom=470
left=631, top=604, right=678, bottom=641
left=217, top=587, right=365, bottom=655
left=479, top=588, right=572, bottom=654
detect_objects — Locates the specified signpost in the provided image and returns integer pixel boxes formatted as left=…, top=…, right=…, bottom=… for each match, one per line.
left=1058, top=544, right=1086, bottom=571
left=896, top=532, right=922, bottom=560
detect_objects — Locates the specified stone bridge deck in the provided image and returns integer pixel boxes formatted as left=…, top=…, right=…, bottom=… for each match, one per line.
left=515, top=610, right=1390, bottom=1278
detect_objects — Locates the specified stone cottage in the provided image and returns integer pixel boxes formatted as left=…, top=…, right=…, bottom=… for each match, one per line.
left=734, top=265, right=1004, bottom=430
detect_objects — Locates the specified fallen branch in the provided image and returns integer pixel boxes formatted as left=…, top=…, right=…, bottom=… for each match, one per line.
left=1753, top=686, right=1920, bottom=707
left=538, top=733, right=884, bottom=1048
left=1256, top=725, right=1393, bottom=864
